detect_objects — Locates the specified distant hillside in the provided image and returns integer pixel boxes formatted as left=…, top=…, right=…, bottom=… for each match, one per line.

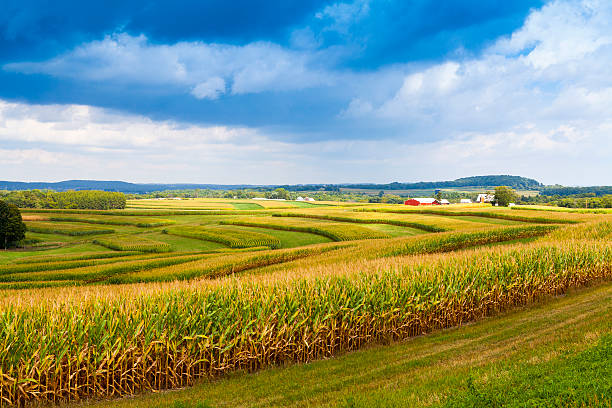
left=0, top=180, right=257, bottom=194
left=329, top=175, right=543, bottom=191
left=0, top=175, right=542, bottom=193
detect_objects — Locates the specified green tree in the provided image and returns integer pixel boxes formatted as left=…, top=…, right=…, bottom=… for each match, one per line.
left=0, top=201, right=26, bottom=249
left=494, top=186, right=518, bottom=207
left=267, top=188, right=290, bottom=200
left=382, top=194, right=404, bottom=204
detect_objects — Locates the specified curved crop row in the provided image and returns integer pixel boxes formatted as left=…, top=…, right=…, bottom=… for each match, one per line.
left=25, top=221, right=115, bottom=236
left=0, top=253, right=207, bottom=285
left=12, top=251, right=140, bottom=264
left=48, top=216, right=175, bottom=227
left=382, top=225, right=557, bottom=257
left=271, top=213, right=446, bottom=232
left=0, top=251, right=203, bottom=276
left=511, top=206, right=612, bottom=214
left=93, top=235, right=172, bottom=253
left=164, top=226, right=281, bottom=249
left=221, top=219, right=390, bottom=241
left=113, top=243, right=345, bottom=283
left=355, top=208, right=578, bottom=224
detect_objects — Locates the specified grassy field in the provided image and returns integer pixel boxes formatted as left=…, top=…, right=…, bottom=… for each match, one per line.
left=0, top=199, right=610, bottom=406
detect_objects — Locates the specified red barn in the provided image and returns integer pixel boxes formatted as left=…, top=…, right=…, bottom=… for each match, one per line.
left=404, top=198, right=441, bottom=206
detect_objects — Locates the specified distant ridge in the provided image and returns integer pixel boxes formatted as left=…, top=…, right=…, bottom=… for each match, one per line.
left=0, top=175, right=542, bottom=193
left=327, top=175, right=543, bottom=191
left=0, top=180, right=258, bottom=193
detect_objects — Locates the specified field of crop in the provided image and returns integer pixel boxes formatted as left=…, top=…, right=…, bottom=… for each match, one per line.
left=47, top=215, right=176, bottom=227
left=164, top=225, right=282, bottom=248
left=93, top=235, right=173, bottom=253
left=220, top=216, right=392, bottom=241
left=0, top=200, right=610, bottom=407
left=24, top=221, right=115, bottom=236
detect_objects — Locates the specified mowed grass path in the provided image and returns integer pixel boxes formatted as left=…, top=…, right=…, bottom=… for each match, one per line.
left=81, top=283, right=612, bottom=408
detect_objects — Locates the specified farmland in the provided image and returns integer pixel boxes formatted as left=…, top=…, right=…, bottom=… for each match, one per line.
left=0, top=198, right=610, bottom=407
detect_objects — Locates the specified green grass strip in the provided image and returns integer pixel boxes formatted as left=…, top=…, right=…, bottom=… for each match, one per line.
left=440, top=334, right=612, bottom=408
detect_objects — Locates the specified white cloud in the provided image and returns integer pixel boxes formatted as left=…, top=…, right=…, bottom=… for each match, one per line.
left=5, top=33, right=334, bottom=98
left=339, top=0, right=612, bottom=166
left=191, top=77, right=225, bottom=99
left=339, top=98, right=373, bottom=117
left=315, top=0, right=371, bottom=34
left=493, top=0, right=612, bottom=70
left=0, top=95, right=609, bottom=185
left=0, top=99, right=255, bottom=148
left=0, top=148, right=67, bottom=165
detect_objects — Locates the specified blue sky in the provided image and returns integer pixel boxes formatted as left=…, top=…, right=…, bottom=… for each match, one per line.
left=1, top=0, right=610, bottom=185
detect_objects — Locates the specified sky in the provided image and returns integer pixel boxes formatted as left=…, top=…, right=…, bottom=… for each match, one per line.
left=0, top=0, right=611, bottom=185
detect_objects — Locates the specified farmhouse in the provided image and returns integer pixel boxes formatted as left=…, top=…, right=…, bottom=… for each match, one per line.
left=440, top=199, right=450, bottom=205
left=404, top=198, right=440, bottom=206
left=476, top=194, right=495, bottom=203
left=460, top=199, right=472, bottom=204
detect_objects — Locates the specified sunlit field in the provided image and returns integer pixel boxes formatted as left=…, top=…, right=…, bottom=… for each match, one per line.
left=1, top=199, right=610, bottom=406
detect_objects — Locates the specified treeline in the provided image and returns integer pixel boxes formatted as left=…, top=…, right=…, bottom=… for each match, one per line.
left=0, top=190, right=126, bottom=209
left=539, top=186, right=612, bottom=197
left=127, top=189, right=278, bottom=200
left=521, top=194, right=612, bottom=208
left=128, top=188, right=370, bottom=202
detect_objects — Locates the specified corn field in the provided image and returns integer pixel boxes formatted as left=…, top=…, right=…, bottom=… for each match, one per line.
left=47, top=216, right=176, bottom=227
left=220, top=218, right=390, bottom=241
left=271, top=212, right=447, bottom=232
left=356, top=207, right=580, bottom=224
left=163, top=225, right=282, bottom=249
left=93, top=235, right=172, bottom=253
left=0, top=237, right=610, bottom=406
left=0, top=204, right=610, bottom=406
left=25, top=221, right=115, bottom=236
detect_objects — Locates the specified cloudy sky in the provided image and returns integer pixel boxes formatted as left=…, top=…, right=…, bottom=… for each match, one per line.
left=1, top=0, right=610, bottom=185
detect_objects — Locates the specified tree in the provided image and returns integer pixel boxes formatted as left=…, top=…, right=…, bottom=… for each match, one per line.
left=382, top=194, right=404, bottom=204
left=267, top=188, right=290, bottom=200
left=494, top=186, right=518, bottom=207
left=0, top=201, right=26, bottom=249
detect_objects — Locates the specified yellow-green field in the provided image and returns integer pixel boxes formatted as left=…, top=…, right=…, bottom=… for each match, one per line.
left=0, top=200, right=610, bottom=406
